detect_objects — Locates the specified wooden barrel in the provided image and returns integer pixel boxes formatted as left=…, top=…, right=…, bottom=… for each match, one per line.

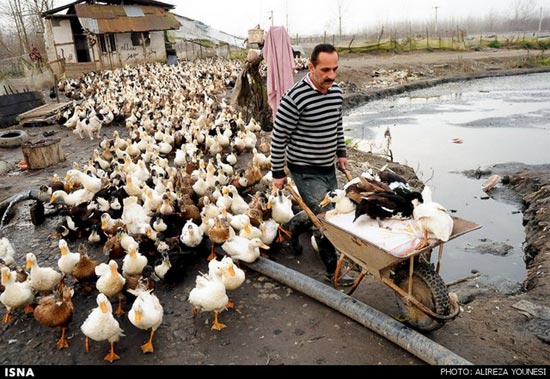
left=21, top=138, right=65, bottom=169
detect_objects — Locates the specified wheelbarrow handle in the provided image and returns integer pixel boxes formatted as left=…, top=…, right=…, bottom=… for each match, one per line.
left=285, top=184, right=324, bottom=230
left=336, top=161, right=353, bottom=182
left=283, top=167, right=323, bottom=230
left=342, top=169, right=353, bottom=182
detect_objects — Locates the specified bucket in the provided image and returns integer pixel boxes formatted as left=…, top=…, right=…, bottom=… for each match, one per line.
left=248, top=29, right=265, bottom=44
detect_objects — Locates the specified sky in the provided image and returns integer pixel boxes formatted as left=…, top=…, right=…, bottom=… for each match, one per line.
left=50, top=0, right=546, bottom=38
left=163, top=0, right=545, bottom=37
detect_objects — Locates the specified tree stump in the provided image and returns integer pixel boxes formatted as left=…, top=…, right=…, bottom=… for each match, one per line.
left=21, top=138, right=65, bottom=169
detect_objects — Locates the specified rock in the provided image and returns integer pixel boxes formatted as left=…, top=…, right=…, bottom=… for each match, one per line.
left=0, top=160, right=12, bottom=175
left=512, top=300, right=550, bottom=320
left=465, top=240, right=514, bottom=256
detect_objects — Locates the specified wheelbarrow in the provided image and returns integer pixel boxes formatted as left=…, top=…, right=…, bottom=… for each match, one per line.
left=285, top=178, right=481, bottom=332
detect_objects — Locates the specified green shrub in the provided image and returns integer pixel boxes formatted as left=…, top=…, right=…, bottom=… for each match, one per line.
left=488, top=40, right=500, bottom=48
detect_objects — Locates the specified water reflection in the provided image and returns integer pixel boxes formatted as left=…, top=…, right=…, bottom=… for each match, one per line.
left=344, top=72, right=550, bottom=285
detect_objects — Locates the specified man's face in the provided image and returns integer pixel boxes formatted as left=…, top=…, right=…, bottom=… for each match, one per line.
left=308, top=51, right=339, bottom=94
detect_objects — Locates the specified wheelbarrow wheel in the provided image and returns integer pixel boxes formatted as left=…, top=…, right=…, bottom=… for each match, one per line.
left=393, top=262, right=450, bottom=332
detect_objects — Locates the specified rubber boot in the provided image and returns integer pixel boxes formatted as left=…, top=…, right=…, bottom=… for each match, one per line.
left=283, top=211, right=312, bottom=255
left=313, top=229, right=337, bottom=275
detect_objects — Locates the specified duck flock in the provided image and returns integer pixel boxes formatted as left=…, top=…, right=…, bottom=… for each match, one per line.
left=0, top=58, right=299, bottom=363
left=0, top=57, right=454, bottom=363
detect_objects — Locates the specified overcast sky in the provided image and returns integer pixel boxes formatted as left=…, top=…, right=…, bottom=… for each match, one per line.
left=50, top=0, right=547, bottom=38
left=163, top=0, right=546, bottom=37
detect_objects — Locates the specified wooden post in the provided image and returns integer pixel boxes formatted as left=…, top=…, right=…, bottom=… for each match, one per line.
left=21, top=138, right=65, bottom=169
left=426, top=28, right=429, bottom=49
left=53, top=74, right=60, bottom=103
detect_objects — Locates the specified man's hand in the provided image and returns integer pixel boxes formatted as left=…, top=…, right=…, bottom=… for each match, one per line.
left=272, top=177, right=287, bottom=190
left=336, top=157, right=349, bottom=172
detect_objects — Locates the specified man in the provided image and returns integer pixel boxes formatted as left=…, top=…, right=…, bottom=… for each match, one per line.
left=270, top=43, right=353, bottom=286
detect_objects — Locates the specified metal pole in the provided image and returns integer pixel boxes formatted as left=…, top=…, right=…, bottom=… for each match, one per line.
left=434, top=6, right=439, bottom=35
left=539, top=7, right=543, bottom=33
left=244, top=256, right=473, bottom=365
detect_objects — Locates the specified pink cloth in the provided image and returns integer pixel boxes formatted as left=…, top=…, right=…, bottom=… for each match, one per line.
left=263, top=26, right=296, bottom=120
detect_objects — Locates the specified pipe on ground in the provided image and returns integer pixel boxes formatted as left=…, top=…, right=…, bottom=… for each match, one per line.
left=244, top=256, right=472, bottom=365
left=0, top=189, right=48, bottom=224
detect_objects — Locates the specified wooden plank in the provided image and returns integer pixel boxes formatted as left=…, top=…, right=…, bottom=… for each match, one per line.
left=17, top=101, right=72, bottom=121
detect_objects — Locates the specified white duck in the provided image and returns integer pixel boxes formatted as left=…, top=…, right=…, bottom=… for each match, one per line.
left=154, top=253, right=171, bottom=281
left=179, top=219, right=203, bottom=248
left=0, top=237, right=16, bottom=267
left=412, top=186, right=454, bottom=249
left=320, top=189, right=356, bottom=215
left=122, top=196, right=151, bottom=235
left=57, top=238, right=80, bottom=277
left=122, top=246, right=148, bottom=278
left=65, top=169, right=103, bottom=194
left=221, top=236, right=269, bottom=264
left=81, top=293, right=125, bottom=363
left=127, top=285, right=164, bottom=353
left=0, top=267, right=35, bottom=323
left=259, top=218, right=279, bottom=246
left=268, top=189, right=294, bottom=223
left=26, top=253, right=62, bottom=295
left=50, top=188, right=94, bottom=207
left=239, top=218, right=262, bottom=240
left=267, top=189, right=294, bottom=242
left=212, top=256, right=245, bottom=309
left=95, top=260, right=126, bottom=315
left=188, top=263, right=229, bottom=330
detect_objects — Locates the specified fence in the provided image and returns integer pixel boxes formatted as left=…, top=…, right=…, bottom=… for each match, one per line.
left=175, top=39, right=243, bottom=60
left=0, top=56, right=27, bottom=79
left=292, top=31, right=550, bottom=55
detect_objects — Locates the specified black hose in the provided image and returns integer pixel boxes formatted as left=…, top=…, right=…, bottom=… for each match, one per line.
left=244, top=256, right=473, bottom=365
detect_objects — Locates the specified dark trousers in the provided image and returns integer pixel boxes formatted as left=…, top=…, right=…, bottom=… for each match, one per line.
left=288, top=170, right=338, bottom=275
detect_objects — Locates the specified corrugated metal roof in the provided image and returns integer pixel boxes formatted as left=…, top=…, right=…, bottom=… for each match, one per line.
left=74, top=4, right=180, bottom=33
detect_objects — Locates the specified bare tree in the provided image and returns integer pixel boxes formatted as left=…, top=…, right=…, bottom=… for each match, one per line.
left=510, top=0, right=536, bottom=31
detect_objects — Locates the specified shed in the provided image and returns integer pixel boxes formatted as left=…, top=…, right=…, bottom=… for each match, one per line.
left=41, top=0, right=181, bottom=77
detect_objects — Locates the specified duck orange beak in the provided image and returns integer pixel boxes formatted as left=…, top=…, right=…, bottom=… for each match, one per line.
left=100, top=301, right=108, bottom=313
left=134, top=310, right=142, bottom=323
left=26, top=260, right=32, bottom=270
left=228, top=265, right=236, bottom=277
left=319, top=195, right=331, bottom=207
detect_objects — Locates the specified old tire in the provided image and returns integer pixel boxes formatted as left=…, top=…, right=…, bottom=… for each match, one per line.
left=0, top=130, right=28, bottom=148
left=393, top=262, right=450, bottom=332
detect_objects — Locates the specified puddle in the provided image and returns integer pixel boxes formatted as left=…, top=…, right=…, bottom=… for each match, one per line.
left=344, top=72, right=550, bottom=283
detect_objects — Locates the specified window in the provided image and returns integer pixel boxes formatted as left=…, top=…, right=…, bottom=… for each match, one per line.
left=131, top=32, right=151, bottom=47
left=99, top=34, right=116, bottom=53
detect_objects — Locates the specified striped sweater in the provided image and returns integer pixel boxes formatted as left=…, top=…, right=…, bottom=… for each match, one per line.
left=270, top=75, right=346, bottom=179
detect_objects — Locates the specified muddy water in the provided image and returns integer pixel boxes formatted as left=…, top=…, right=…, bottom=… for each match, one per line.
left=344, top=72, right=550, bottom=288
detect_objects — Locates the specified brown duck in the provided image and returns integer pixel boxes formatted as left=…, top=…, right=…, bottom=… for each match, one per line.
left=33, top=285, right=74, bottom=350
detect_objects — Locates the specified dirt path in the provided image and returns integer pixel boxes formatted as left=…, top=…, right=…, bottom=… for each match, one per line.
left=0, top=49, right=549, bottom=366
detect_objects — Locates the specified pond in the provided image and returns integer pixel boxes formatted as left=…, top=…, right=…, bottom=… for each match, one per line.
left=344, top=72, right=550, bottom=289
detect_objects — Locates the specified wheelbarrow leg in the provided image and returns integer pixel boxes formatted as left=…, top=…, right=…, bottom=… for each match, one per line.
left=346, top=270, right=367, bottom=296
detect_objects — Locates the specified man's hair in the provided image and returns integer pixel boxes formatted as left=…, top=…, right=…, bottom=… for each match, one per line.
left=310, top=44, right=337, bottom=66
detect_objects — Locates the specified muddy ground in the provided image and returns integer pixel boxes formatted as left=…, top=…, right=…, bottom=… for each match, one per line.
left=0, top=48, right=549, bottom=366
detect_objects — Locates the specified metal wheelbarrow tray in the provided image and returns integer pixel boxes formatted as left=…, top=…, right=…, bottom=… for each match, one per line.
left=318, top=212, right=481, bottom=332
